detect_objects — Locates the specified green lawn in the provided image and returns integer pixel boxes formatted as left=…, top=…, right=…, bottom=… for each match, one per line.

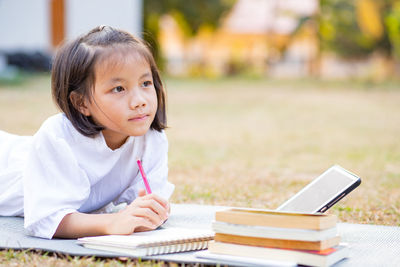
left=166, top=77, right=400, bottom=225
left=1, top=75, right=399, bottom=265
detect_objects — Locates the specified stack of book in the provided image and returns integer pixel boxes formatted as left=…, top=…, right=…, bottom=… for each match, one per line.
left=207, top=208, right=349, bottom=267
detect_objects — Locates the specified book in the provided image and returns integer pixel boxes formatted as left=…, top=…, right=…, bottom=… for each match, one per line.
left=212, top=221, right=337, bottom=241
left=77, top=227, right=214, bottom=257
left=208, top=241, right=349, bottom=267
left=215, top=208, right=337, bottom=230
left=214, top=233, right=341, bottom=251
left=196, top=250, right=297, bottom=267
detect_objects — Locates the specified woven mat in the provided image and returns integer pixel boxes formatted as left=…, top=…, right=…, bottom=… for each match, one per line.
left=0, top=204, right=224, bottom=264
left=1, top=204, right=399, bottom=266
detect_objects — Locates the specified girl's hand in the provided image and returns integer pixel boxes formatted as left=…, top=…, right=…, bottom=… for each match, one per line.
left=106, top=189, right=170, bottom=235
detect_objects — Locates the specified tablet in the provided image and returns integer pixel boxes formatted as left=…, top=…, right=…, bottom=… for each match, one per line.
left=276, top=165, right=361, bottom=213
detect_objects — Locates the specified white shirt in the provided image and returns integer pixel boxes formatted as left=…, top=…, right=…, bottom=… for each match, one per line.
left=0, top=113, right=174, bottom=239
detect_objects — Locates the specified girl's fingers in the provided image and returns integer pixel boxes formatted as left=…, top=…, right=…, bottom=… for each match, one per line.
left=128, top=196, right=169, bottom=220
left=137, top=199, right=168, bottom=220
left=133, top=216, right=156, bottom=231
left=135, top=225, right=154, bottom=232
left=130, top=207, right=165, bottom=226
left=140, top=193, right=169, bottom=208
left=137, top=188, right=147, bottom=197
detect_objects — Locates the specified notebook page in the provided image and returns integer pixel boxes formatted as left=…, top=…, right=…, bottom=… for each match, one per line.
left=162, top=204, right=227, bottom=229
left=92, top=203, right=227, bottom=229
left=78, top=227, right=213, bottom=248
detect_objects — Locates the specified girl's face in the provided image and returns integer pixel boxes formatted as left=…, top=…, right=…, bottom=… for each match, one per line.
left=83, top=49, right=158, bottom=149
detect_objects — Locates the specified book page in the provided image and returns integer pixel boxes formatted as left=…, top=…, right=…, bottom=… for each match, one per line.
left=79, top=204, right=224, bottom=248
left=196, top=251, right=297, bottom=267
left=162, top=204, right=227, bottom=229
left=78, top=227, right=213, bottom=248
left=95, top=202, right=227, bottom=229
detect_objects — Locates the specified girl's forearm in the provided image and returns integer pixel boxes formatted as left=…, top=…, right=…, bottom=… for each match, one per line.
left=54, top=212, right=114, bottom=238
left=53, top=193, right=169, bottom=239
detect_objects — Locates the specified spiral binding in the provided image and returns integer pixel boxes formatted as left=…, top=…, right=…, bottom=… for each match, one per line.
left=143, top=234, right=213, bottom=256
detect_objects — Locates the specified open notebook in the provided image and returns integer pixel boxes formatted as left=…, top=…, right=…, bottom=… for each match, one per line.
left=77, top=227, right=214, bottom=257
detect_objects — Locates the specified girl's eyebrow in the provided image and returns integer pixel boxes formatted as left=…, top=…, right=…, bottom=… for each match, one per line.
left=110, top=77, right=125, bottom=82
left=108, top=78, right=125, bottom=84
left=105, top=72, right=152, bottom=85
left=140, top=72, right=152, bottom=79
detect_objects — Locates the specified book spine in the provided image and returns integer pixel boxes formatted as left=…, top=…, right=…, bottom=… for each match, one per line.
left=214, top=233, right=341, bottom=251
left=212, top=221, right=338, bottom=241
left=215, top=211, right=336, bottom=230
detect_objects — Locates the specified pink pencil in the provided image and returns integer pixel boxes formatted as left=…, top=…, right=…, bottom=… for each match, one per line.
left=136, top=158, right=152, bottom=194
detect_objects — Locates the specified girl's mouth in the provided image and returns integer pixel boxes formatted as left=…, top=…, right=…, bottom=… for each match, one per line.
left=129, top=114, right=148, bottom=121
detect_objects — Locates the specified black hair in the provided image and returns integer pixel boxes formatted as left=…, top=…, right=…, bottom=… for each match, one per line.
left=51, top=25, right=166, bottom=136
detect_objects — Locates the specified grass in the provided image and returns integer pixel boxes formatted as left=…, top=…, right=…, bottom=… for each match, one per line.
left=165, top=77, right=400, bottom=225
left=0, top=249, right=165, bottom=266
left=1, top=75, right=400, bottom=265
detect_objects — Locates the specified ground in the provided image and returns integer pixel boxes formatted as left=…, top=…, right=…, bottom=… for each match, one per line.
left=1, top=75, right=399, bottom=266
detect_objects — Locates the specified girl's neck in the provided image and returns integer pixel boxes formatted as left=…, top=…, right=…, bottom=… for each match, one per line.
left=101, top=130, right=129, bottom=150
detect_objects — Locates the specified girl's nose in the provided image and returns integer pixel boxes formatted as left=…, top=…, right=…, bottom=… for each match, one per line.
left=129, top=89, right=146, bottom=110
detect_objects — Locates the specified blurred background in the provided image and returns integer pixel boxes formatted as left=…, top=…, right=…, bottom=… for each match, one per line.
left=0, top=0, right=399, bottom=225
left=1, top=0, right=400, bottom=81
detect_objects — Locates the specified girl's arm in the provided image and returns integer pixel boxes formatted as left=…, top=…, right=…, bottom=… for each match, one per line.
left=54, top=189, right=169, bottom=238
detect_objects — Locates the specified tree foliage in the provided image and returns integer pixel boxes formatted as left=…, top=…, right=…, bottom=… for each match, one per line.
left=143, top=0, right=236, bottom=67
left=319, top=0, right=399, bottom=59
left=385, top=1, right=400, bottom=60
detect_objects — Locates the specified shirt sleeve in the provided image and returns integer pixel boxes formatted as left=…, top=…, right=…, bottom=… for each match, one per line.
left=23, top=128, right=91, bottom=239
left=115, top=130, right=175, bottom=204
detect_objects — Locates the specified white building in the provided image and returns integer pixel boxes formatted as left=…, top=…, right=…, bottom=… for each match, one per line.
left=0, top=0, right=143, bottom=71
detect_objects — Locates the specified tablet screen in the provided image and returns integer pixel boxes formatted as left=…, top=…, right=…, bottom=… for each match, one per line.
left=276, top=166, right=361, bottom=213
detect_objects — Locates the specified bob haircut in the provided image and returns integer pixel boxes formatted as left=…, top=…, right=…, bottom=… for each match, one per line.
left=51, top=25, right=167, bottom=136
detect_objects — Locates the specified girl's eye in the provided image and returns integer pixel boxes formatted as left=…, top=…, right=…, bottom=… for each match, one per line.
left=111, top=86, right=125, bottom=93
left=142, top=80, right=153, bottom=87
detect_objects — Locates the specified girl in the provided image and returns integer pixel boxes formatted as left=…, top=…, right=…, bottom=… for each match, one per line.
left=0, top=26, right=174, bottom=239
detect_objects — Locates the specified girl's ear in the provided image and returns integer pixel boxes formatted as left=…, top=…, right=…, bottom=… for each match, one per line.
left=70, top=91, right=91, bottom=116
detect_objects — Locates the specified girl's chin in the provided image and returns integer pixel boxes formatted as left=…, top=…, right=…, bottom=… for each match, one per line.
left=128, top=127, right=152, bottom=137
